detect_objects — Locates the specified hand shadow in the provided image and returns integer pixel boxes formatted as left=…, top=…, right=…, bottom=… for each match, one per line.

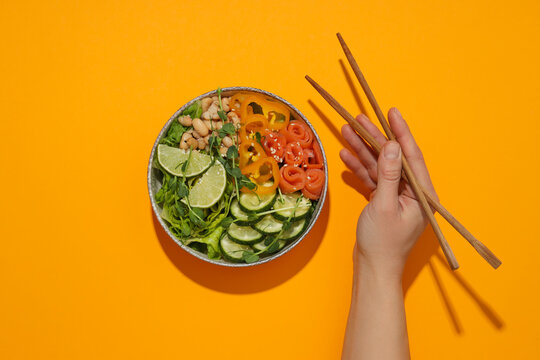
left=310, top=96, right=504, bottom=334
left=152, top=191, right=330, bottom=294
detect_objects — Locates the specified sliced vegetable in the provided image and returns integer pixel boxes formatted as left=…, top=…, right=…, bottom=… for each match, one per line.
left=272, top=192, right=312, bottom=221
left=239, top=94, right=265, bottom=119
left=278, top=219, right=306, bottom=241
left=157, top=144, right=212, bottom=177
left=279, top=165, right=307, bottom=193
left=186, top=161, right=227, bottom=208
left=227, top=222, right=263, bottom=244
left=230, top=198, right=260, bottom=225
left=230, top=92, right=251, bottom=113
left=239, top=114, right=268, bottom=141
left=238, top=190, right=277, bottom=212
left=240, top=94, right=290, bottom=131
left=241, top=157, right=281, bottom=195
left=253, top=239, right=286, bottom=253
left=238, top=140, right=266, bottom=169
left=253, top=214, right=283, bottom=234
left=220, top=234, right=253, bottom=262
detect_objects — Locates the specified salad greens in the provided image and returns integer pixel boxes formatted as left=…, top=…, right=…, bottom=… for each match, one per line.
left=154, top=88, right=317, bottom=263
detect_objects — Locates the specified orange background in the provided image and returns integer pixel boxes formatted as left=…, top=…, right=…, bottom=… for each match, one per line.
left=1, top=1, right=539, bottom=359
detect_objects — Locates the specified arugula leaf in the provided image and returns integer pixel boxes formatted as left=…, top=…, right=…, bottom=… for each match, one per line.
left=219, top=123, right=236, bottom=138
left=238, top=175, right=256, bottom=190
left=160, top=121, right=186, bottom=147
left=282, top=221, right=292, bottom=231
left=219, top=216, right=234, bottom=228
left=182, top=100, right=203, bottom=119
left=177, top=182, right=189, bottom=198
left=181, top=221, right=191, bottom=236
left=226, top=145, right=238, bottom=160
left=242, top=251, right=259, bottom=264
left=181, top=147, right=193, bottom=173
left=208, top=135, right=221, bottom=150
left=267, top=241, right=280, bottom=253
left=189, top=207, right=206, bottom=227
left=218, top=110, right=228, bottom=122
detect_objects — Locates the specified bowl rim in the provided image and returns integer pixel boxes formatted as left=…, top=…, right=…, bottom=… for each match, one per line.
left=147, top=86, right=328, bottom=267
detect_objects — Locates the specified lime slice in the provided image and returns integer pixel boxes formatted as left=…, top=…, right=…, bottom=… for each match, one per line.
left=187, top=161, right=227, bottom=208
left=157, top=144, right=212, bottom=177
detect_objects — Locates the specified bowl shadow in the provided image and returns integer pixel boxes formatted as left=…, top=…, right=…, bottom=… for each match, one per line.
left=152, top=191, right=331, bottom=294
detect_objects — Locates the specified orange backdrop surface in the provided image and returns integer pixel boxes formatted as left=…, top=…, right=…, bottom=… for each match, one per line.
left=1, top=1, right=540, bottom=359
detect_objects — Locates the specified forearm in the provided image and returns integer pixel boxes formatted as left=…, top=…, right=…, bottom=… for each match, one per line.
left=342, top=261, right=410, bottom=360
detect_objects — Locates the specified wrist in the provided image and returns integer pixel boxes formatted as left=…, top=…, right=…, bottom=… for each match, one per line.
left=353, top=254, right=404, bottom=288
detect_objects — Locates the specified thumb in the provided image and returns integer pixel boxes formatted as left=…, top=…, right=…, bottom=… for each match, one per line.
left=373, top=141, right=402, bottom=211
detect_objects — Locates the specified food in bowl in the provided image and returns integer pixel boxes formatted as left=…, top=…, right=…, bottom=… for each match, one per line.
left=151, top=88, right=326, bottom=264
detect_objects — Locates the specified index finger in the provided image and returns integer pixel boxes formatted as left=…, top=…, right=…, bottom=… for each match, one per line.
left=387, top=107, right=438, bottom=200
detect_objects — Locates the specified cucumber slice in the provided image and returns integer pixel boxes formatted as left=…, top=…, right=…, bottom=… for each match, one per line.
left=253, top=215, right=283, bottom=234
left=227, top=222, right=263, bottom=244
left=220, top=235, right=253, bottom=262
left=230, top=198, right=260, bottom=225
left=238, top=191, right=277, bottom=213
left=272, top=192, right=312, bottom=221
left=253, top=239, right=286, bottom=253
left=278, top=219, right=306, bottom=241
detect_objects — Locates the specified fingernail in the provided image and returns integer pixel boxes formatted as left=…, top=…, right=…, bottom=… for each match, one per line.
left=384, top=141, right=401, bottom=160
left=393, top=107, right=402, bottom=118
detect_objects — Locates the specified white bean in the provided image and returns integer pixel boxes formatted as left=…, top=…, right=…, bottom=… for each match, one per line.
left=197, top=138, right=206, bottom=150
left=180, top=132, right=192, bottom=150
left=201, top=97, right=213, bottom=112
left=222, top=97, right=230, bottom=112
left=222, top=136, right=233, bottom=147
left=193, top=118, right=209, bottom=137
left=178, top=115, right=192, bottom=127
left=187, top=138, right=198, bottom=149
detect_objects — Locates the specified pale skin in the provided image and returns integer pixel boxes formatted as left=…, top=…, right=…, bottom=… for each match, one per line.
left=339, top=108, right=439, bottom=360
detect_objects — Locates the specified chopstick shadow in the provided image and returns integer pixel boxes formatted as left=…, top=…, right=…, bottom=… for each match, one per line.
left=308, top=99, right=349, bottom=150
left=152, top=191, right=330, bottom=294
left=433, top=252, right=505, bottom=330
left=402, top=227, right=505, bottom=333
left=427, top=259, right=463, bottom=334
left=339, top=59, right=369, bottom=116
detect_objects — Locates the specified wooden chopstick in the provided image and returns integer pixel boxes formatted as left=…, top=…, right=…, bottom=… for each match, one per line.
left=305, top=74, right=501, bottom=269
left=335, top=33, right=501, bottom=269
left=335, top=33, right=457, bottom=270
left=305, top=75, right=457, bottom=270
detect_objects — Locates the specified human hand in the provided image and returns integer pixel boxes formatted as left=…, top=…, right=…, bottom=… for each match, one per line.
left=339, top=108, right=439, bottom=280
